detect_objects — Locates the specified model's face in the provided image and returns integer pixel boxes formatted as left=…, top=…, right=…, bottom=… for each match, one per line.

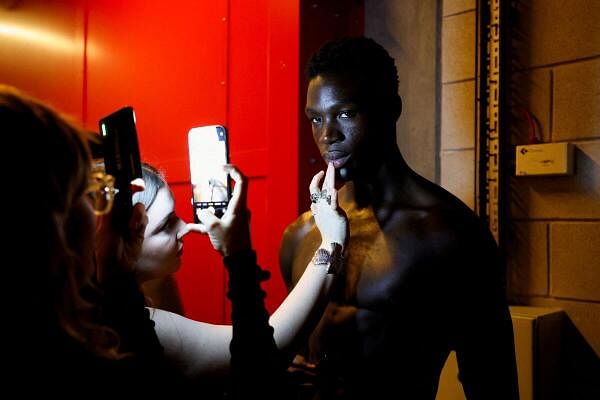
left=134, top=187, right=186, bottom=282
left=305, top=74, right=371, bottom=179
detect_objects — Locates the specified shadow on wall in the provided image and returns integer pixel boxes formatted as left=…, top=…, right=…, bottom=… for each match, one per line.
left=559, top=317, right=600, bottom=399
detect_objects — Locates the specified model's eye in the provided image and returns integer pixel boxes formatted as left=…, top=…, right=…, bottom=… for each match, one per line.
left=338, top=110, right=356, bottom=119
left=310, top=115, right=322, bottom=124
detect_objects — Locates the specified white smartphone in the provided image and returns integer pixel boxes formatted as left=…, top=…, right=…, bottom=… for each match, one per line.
left=188, top=125, right=231, bottom=222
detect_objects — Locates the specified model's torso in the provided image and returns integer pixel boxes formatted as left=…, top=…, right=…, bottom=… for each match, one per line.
left=286, top=197, right=475, bottom=397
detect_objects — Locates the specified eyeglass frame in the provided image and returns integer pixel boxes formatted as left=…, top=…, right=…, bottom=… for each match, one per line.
left=86, top=171, right=119, bottom=216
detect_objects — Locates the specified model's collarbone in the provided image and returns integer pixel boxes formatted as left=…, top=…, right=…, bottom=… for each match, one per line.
left=340, top=206, right=435, bottom=305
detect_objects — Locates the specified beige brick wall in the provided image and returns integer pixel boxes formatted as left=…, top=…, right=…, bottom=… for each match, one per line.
left=509, top=1, right=600, bottom=356
left=550, top=222, right=600, bottom=302
left=514, top=0, right=600, bottom=68
left=440, top=0, right=600, bottom=394
left=366, top=0, right=439, bottom=182
left=442, top=0, right=475, bottom=17
left=440, top=6, right=477, bottom=211
left=441, top=80, right=476, bottom=149
left=508, top=2, right=600, bottom=396
left=441, top=11, right=475, bottom=83
left=554, top=59, right=600, bottom=141
left=441, top=149, right=475, bottom=209
left=509, top=141, right=600, bottom=220
left=506, top=221, right=549, bottom=296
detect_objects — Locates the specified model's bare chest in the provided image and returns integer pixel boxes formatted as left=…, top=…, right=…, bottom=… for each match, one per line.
left=291, top=209, right=411, bottom=307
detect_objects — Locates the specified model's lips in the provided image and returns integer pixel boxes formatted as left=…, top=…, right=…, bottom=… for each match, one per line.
left=323, top=151, right=351, bottom=169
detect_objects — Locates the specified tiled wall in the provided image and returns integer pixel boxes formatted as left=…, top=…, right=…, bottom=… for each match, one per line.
left=441, top=0, right=600, bottom=395
left=506, top=0, right=600, bottom=355
left=440, top=1, right=477, bottom=210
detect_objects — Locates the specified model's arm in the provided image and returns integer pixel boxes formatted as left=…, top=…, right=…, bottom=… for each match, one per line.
left=455, top=289, right=519, bottom=399
left=279, top=214, right=309, bottom=288
left=151, top=163, right=346, bottom=379
left=453, top=230, right=519, bottom=400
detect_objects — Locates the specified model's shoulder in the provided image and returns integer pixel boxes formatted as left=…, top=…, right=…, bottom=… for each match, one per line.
left=391, top=175, right=482, bottom=235
left=282, top=210, right=315, bottom=242
left=279, top=211, right=316, bottom=285
left=386, top=200, right=488, bottom=249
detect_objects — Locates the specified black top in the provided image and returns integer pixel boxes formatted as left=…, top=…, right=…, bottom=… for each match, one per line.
left=224, top=250, right=288, bottom=399
left=10, top=251, right=288, bottom=399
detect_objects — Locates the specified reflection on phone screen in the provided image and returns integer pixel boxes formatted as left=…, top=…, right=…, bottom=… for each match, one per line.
left=189, top=126, right=229, bottom=207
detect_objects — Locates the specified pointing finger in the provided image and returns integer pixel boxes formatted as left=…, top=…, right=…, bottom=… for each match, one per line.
left=182, top=223, right=208, bottom=235
left=224, top=164, right=246, bottom=213
left=324, top=162, right=335, bottom=190
left=309, top=170, right=325, bottom=195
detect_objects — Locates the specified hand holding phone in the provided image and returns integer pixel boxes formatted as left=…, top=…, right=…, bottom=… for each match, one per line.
left=186, top=164, right=251, bottom=256
left=188, top=125, right=231, bottom=222
left=99, top=106, right=143, bottom=232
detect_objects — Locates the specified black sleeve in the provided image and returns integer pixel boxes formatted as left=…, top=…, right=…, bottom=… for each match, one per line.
left=224, top=250, right=288, bottom=399
left=453, top=237, right=520, bottom=400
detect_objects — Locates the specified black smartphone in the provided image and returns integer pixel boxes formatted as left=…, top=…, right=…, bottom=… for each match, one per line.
left=188, top=125, right=231, bottom=222
left=99, top=106, right=143, bottom=230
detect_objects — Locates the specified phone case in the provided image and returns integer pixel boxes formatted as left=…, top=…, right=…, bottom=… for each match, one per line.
left=99, top=106, right=142, bottom=229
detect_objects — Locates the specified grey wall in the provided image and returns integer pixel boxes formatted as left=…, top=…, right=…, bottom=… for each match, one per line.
left=365, top=0, right=440, bottom=182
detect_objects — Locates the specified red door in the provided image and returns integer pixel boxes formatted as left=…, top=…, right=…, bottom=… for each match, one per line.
left=85, top=0, right=298, bottom=322
left=1, top=0, right=362, bottom=324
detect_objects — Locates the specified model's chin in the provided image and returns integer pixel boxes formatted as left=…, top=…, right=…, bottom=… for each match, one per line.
left=331, top=154, right=351, bottom=169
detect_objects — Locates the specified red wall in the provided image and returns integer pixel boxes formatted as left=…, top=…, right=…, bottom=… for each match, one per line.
left=0, top=0, right=85, bottom=119
left=0, top=0, right=363, bottom=324
left=1, top=0, right=298, bottom=323
left=298, top=0, right=364, bottom=212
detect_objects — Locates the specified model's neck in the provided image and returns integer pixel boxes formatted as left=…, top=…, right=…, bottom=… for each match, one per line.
left=338, top=147, right=412, bottom=209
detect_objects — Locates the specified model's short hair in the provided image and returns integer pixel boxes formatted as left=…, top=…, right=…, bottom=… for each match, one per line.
left=306, top=36, right=400, bottom=113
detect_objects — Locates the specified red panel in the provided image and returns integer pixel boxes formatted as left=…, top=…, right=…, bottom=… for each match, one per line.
left=2, top=0, right=309, bottom=324
left=261, top=0, right=300, bottom=312
left=298, top=0, right=364, bottom=211
left=171, top=183, right=227, bottom=323
left=226, top=0, right=300, bottom=315
left=85, top=0, right=230, bottom=323
left=85, top=0, right=228, bottom=182
left=0, top=0, right=84, bottom=119
left=228, top=0, right=268, bottom=152
left=86, top=0, right=301, bottom=321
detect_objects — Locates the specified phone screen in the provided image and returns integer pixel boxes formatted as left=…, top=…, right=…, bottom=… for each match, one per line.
left=99, top=106, right=142, bottom=229
left=188, top=125, right=230, bottom=220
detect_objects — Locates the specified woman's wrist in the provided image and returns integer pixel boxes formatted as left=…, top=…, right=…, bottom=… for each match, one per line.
left=312, top=242, right=344, bottom=274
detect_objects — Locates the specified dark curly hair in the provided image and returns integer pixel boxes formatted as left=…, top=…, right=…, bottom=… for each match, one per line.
left=306, top=36, right=401, bottom=116
left=1, top=84, right=121, bottom=359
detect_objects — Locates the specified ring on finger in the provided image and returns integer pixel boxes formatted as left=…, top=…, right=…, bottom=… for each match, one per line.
left=320, top=189, right=332, bottom=205
left=310, top=191, right=320, bottom=204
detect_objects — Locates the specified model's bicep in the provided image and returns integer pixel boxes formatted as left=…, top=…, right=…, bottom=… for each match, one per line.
left=280, top=214, right=316, bottom=289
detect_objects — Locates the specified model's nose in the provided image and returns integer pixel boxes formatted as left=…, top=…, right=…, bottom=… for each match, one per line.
left=321, top=122, right=343, bottom=144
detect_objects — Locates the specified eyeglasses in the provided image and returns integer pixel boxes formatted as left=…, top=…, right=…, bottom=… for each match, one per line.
left=86, top=171, right=119, bottom=216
